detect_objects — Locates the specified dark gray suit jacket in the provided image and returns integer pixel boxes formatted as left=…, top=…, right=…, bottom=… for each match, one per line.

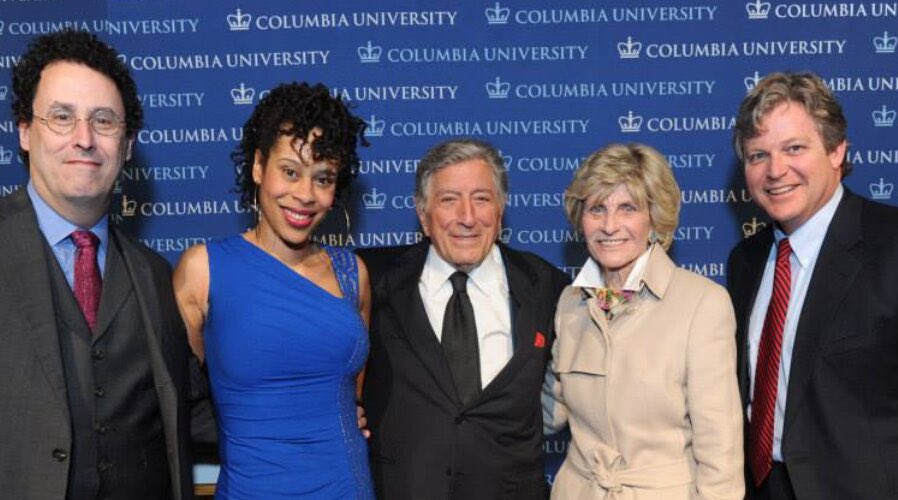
left=727, top=189, right=898, bottom=499
left=359, top=242, right=569, bottom=500
left=0, top=188, right=197, bottom=499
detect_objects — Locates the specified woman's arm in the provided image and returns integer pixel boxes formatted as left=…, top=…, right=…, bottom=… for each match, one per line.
left=686, top=283, right=745, bottom=500
left=356, top=255, right=372, bottom=328
left=355, top=255, right=372, bottom=437
left=355, top=255, right=372, bottom=399
left=542, top=295, right=571, bottom=435
left=173, top=244, right=211, bottom=363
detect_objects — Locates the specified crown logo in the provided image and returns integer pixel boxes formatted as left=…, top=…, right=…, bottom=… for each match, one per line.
left=362, top=188, right=387, bottom=210
left=0, top=86, right=7, bottom=100
left=745, top=0, right=771, bottom=19
left=874, top=31, right=897, bottom=53
left=365, top=115, right=385, bottom=137
left=872, top=105, right=896, bottom=127
left=870, top=178, right=894, bottom=200
left=231, top=83, right=255, bottom=105
left=485, top=2, right=511, bottom=25
left=741, top=217, right=767, bottom=238
left=0, top=145, right=12, bottom=165
left=744, top=71, right=762, bottom=92
left=227, top=8, right=252, bottom=31
left=618, top=111, right=643, bottom=133
left=358, top=41, right=383, bottom=63
left=498, top=150, right=512, bottom=169
left=485, top=77, right=511, bottom=99
left=121, top=195, right=138, bottom=217
left=499, top=227, right=512, bottom=244
left=617, top=36, right=642, bottom=59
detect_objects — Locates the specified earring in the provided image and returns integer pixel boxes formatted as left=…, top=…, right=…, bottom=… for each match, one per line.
left=648, top=230, right=658, bottom=246
left=334, top=198, right=351, bottom=235
left=252, top=185, right=260, bottom=225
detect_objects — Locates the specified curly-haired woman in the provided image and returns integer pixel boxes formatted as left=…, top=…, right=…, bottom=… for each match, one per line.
left=174, top=82, right=372, bottom=499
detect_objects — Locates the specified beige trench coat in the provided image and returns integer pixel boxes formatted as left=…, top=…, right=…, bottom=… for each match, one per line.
left=544, top=247, right=743, bottom=500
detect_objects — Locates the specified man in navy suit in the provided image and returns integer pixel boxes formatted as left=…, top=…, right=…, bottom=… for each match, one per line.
left=359, top=138, right=569, bottom=500
left=728, top=71, right=898, bottom=499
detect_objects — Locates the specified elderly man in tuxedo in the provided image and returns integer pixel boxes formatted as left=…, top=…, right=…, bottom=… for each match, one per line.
left=359, top=138, right=570, bottom=500
left=728, top=71, right=898, bottom=499
left=0, top=30, right=207, bottom=499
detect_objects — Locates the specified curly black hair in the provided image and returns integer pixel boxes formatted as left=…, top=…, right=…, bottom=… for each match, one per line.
left=11, top=30, right=142, bottom=163
left=233, top=82, right=368, bottom=208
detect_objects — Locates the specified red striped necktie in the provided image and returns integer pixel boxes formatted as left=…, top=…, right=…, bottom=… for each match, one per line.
left=749, top=237, right=792, bottom=486
left=71, top=230, right=102, bottom=333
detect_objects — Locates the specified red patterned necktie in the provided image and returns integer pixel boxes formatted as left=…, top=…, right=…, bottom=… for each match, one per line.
left=71, top=230, right=102, bottom=332
left=749, top=237, right=792, bottom=486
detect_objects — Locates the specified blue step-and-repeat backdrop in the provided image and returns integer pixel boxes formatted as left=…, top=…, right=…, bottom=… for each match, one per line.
left=2, top=0, right=897, bottom=485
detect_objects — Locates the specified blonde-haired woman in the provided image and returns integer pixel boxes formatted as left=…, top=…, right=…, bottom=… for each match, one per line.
left=544, top=143, right=743, bottom=499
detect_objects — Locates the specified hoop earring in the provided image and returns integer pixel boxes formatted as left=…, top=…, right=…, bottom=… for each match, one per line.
left=252, top=185, right=260, bottom=225
left=334, top=198, right=351, bottom=235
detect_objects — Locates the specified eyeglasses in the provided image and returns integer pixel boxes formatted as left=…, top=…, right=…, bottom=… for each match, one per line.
left=32, top=109, right=125, bottom=136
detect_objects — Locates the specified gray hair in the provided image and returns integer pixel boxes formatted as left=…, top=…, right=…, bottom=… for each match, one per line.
left=414, top=138, right=508, bottom=210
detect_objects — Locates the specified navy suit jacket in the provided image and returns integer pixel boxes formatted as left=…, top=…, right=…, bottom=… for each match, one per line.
left=727, top=189, right=898, bottom=499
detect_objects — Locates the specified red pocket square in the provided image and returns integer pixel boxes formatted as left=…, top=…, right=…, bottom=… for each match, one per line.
left=534, top=331, right=546, bottom=348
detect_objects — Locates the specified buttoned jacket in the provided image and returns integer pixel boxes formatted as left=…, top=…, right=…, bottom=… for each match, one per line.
left=728, top=189, right=898, bottom=499
left=0, top=188, right=197, bottom=499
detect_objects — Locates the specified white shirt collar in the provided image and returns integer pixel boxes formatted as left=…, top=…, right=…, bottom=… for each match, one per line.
left=572, top=244, right=654, bottom=292
left=420, top=244, right=505, bottom=296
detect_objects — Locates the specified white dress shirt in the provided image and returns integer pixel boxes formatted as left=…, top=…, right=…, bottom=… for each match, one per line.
left=748, top=184, right=843, bottom=461
left=419, top=244, right=512, bottom=388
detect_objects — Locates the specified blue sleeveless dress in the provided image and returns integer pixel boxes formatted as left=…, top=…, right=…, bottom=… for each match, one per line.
left=204, top=235, right=373, bottom=499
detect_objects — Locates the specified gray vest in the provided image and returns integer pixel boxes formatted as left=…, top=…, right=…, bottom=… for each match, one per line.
left=47, top=234, right=171, bottom=500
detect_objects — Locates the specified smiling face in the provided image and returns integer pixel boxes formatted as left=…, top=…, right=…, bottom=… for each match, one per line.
left=18, top=61, right=133, bottom=226
left=417, top=159, right=503, bottom=272
left=582, top=184, right=652, bottom=288
left=252, top=130, right=337, bottom=254
left=742, top=102, right=845, bottom=234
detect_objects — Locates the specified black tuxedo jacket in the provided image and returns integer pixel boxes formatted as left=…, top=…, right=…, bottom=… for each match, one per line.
left=727, top=189, right=898, bottom=499
left=0, top=188, right=199, bottom=499
left=359, top=242, right=569, bottom=500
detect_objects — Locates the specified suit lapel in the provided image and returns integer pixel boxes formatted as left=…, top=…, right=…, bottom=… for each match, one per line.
left=476, top=245, right=540, bottom=402
left=114, top=229, right=182, bottom=491
left=735, top=229, right=773, bottom=404
left=0, top=190, right=70, bottom=419
left=784, top=192, right=863, bottom=432
left=94, top=231, right=134, bottom=340
left=113, top=229, right=173, bottom=385
left=384, top=243, right=461, bottom=406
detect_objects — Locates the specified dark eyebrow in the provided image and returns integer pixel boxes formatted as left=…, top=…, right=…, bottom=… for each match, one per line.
left=46, top=102, right=119, bottom=116
left=46, top=102, right=74, bottom=111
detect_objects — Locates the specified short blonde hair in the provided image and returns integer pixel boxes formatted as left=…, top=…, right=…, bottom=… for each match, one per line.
left=564, top=143, right=680, bottom=250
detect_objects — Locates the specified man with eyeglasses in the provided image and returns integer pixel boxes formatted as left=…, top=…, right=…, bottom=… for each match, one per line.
left=0, top=30, right=211, bottom=499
